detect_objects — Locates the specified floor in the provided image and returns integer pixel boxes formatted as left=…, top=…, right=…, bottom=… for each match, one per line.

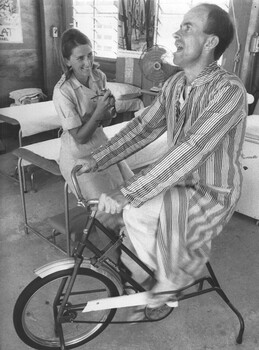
left=0, top=131, right=259, bottom=350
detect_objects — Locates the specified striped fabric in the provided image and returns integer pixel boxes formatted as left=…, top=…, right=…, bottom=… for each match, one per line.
left=116, top=57, right=142, bottom=87
left=93, top=61, right=248, bottom=287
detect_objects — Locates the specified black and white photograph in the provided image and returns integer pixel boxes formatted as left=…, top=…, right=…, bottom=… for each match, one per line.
left=0, top=1, right=258, bottom=349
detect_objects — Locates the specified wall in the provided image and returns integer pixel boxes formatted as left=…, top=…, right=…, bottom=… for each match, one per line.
left=39, top=1, right=116, bottom=96
left=1, top=0, right=258, bottom=109
left=224, top=0, right=259, bottom=112
left=0, top=0, right=43, bottom=107
left=244, top=0, right=259, bottom=112
left=0, top=0, right=67, bottom=107
left=0, top=0, right=115, bottom=109
left=39, top=0, right=65, bottom=98
left=223, top=0, right=252, bottom=76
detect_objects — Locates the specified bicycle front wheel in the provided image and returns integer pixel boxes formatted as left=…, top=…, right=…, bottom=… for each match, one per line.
left=13, top=268, right=120, bottom=350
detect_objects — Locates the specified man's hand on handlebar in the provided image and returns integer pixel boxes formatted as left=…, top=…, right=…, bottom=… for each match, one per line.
left=98, top=189, right=129, bottom=214
left=76, top=156, right=98, bottom=175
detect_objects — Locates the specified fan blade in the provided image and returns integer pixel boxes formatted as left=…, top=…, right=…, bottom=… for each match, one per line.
left=141, top=60, right=161, bottom=72
left=139, top=45, right=180, bottom=84
left=145, top=66, right=165, bottom=81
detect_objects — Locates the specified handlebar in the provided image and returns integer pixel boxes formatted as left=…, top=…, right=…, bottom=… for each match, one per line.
left=71, top=165, right=99, bottom=208
left=71, top=165, right=84, bottom=200
left=71, top=164, right=131, bottom=211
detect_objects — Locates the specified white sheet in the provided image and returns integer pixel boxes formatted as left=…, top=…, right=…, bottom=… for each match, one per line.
left=0, top=101, right=60, bottom=137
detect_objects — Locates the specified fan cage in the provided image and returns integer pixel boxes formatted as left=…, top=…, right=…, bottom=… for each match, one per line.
left=139, top=45, right=174, bottom=84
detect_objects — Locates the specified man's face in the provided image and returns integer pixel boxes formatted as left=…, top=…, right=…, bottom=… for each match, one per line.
left=66, top=44, right=93, bottom=82
left=173, top=6, right=211, bottom=69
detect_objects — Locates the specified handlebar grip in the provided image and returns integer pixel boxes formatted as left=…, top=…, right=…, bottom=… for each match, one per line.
left=87, top=199, right=99, bottom=206
left=71, top=165, right=84, bottom=201
left=72, top=164, right=83, bottom=174
left=71, top=166, right=99, bottom=209
left=71, top=165, right=129, bottom=212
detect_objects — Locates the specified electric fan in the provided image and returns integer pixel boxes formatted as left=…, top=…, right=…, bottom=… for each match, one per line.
left=139, top=45, right=180, bottom=90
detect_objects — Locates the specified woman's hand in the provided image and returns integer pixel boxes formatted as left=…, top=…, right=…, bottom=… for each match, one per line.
left=98, top=189, right=130, bottom=214
left=94, top=90, right=116, bottom=125
left=95, top=90, right=112, bottom=114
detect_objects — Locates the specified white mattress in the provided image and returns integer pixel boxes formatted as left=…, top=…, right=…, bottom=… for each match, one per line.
left=0, top=101, right=60, bottom=137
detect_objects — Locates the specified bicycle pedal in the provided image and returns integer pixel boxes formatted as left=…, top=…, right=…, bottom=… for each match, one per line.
left=145, top=304, right=173, bottom=321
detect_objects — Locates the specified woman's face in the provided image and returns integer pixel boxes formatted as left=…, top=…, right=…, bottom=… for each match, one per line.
left=65, top=44, right=93, bottom=84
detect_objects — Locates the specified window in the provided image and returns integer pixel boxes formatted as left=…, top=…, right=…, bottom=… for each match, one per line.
left=72, top=0, right=230, bottom=58
left=72, top=0, right=118, bottom=59
left=155, top=0, right=230, bottom=52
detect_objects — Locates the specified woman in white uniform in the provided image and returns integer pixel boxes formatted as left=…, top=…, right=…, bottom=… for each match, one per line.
left=53, top=28, right=133, bottom=235
left=53, top=28, right=132, bottom=230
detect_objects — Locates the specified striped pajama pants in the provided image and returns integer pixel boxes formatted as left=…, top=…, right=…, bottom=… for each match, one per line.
left=122, top=185, right=232, bottom=290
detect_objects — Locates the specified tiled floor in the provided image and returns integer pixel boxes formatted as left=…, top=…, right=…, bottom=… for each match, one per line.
left=0, top=138, right=259, bottom=350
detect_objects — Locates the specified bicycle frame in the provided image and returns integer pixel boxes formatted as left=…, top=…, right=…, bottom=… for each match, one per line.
left=35, top=172, right=178, bottom=350
left=14, top=165, right=245, bottom=349
left=68, top=165, right=158, bottom=292
left=35, top=196, right=178, bottom=308
left=31, top=165, right=178, bottom=349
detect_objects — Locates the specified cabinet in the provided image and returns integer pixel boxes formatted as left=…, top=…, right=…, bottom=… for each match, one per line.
left=235, top=115, right=259, bottom=221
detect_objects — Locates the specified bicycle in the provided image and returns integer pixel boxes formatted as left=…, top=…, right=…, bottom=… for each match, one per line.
left=13, top=165, right=245, bottom=350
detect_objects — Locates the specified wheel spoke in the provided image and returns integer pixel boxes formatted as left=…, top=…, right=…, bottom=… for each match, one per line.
left=13, top=268, right=119, bottom=349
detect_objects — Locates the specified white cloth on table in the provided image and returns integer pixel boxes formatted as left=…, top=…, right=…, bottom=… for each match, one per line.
left=22, top=138, right=61, bottom=167
left=0, top=101, right=60, bottom=137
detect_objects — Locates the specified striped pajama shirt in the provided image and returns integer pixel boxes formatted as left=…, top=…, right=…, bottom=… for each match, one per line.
left=92, top=61, right=248, bottom=288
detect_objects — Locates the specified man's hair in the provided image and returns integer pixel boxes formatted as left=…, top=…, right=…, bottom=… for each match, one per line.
left=198, top=3, right=234, bottom=60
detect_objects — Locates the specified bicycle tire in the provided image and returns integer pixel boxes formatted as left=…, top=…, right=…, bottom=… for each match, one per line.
left=13, top=267, right=119, bottom=350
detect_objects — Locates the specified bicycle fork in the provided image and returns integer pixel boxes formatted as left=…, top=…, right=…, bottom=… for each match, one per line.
left=53, top=208, right=98, bottom=350
left=53, top=256, right=83, bottom=350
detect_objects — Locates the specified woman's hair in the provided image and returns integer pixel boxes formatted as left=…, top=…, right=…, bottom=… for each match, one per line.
left=59, top=28, right=99, bottom=78
left=199, top=3, right=234, bottom=60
